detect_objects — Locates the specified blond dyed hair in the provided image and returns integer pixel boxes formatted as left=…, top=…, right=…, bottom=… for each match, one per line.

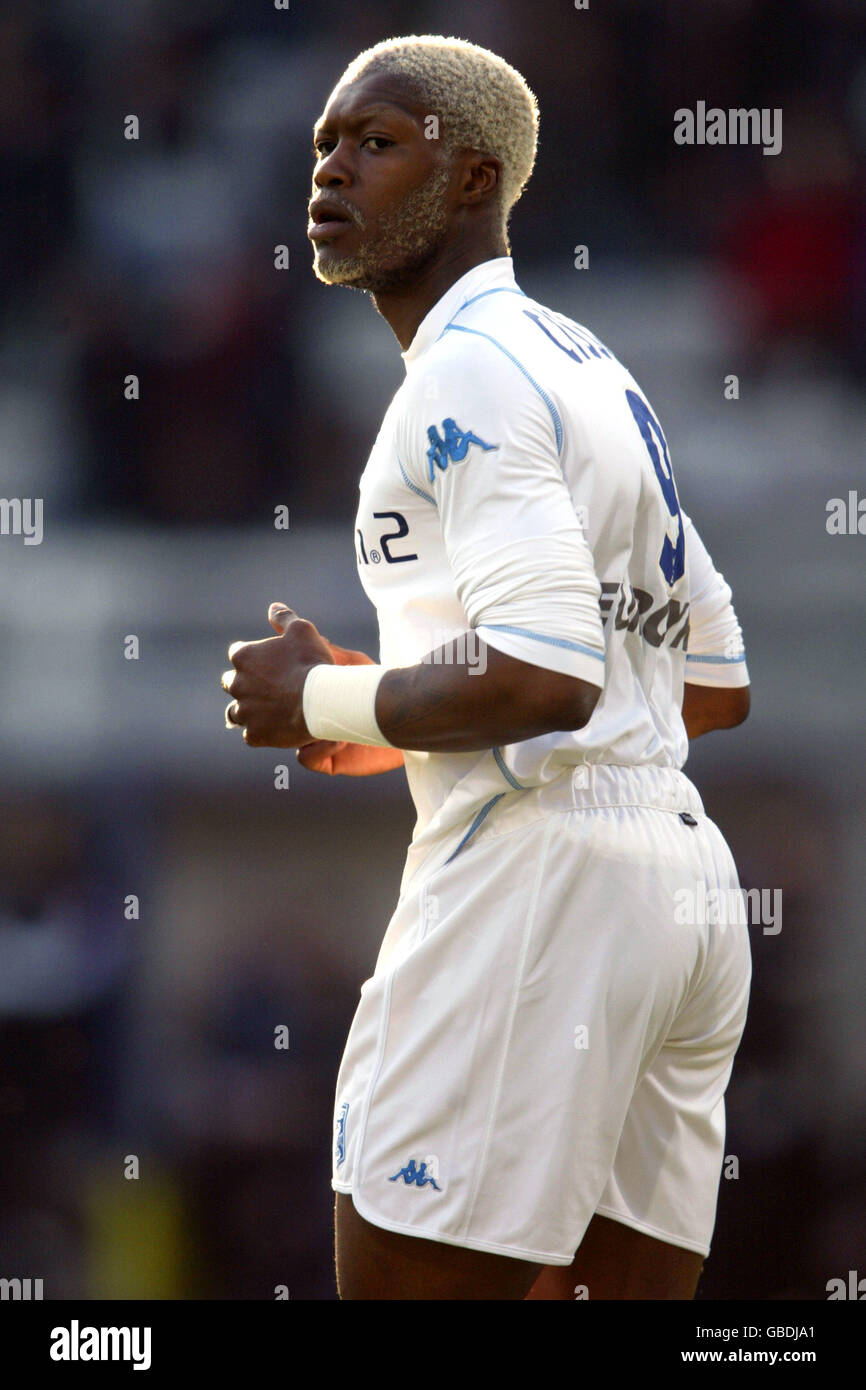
left=336, top=35, right=539, bottom=240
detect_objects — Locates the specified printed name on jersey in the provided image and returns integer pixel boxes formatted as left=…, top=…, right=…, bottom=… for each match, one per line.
left=600, top=580, right=690, bottom=648
left=425, top=417, right=498, bottom=482
left=523, top=305, right=615, bottom=363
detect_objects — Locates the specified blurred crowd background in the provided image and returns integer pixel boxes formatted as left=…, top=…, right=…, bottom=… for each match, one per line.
left=1, top=0, right=864, bottom=1299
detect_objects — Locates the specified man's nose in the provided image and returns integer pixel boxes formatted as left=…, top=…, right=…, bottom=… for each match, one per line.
left=314, top=144, right=353, bottom=189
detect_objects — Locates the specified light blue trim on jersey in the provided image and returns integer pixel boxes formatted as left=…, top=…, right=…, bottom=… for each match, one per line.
left=685, top=652, right=747, bottom=664
left=481, top=623, right=605, bottom=661
left=397, top=458, right=436, bottom=505
left=439, top=324, right=564, bottom=455
left=445, top=286, right=528, bottom=322
left=492, top=745, right=528, bottom=791
left=443, top=793, right=507, bottom=864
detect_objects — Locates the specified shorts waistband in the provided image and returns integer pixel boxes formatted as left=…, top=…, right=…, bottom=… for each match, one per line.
left=537, top=763, right=705, bottom=817
left=402, top=764, right=706, bottom=892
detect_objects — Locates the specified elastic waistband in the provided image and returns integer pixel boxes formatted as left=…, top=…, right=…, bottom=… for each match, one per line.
left=539, top=763, right=705, bottom=817
left=464, top=763, right=706, bottom=859
left=401, top=763, right=706, bottom=893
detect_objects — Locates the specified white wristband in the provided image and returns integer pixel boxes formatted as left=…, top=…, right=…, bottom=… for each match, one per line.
left=301, top=663, right=395, bottom=747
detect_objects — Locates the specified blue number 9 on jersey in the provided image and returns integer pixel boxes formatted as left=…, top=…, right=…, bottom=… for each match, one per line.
left=625, top=388, right=685, bottom=586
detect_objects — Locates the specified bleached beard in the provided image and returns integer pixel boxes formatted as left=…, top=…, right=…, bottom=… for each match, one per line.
left=312, top=158, right=455, bottom=292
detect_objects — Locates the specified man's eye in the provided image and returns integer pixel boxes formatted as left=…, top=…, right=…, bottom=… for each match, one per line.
left=313, top=135, right=393, bottom=159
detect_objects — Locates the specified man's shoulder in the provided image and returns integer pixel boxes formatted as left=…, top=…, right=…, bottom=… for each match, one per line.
left=397, top=325, right=555, bottom=446
left=433, top=284, right=620, bottom=381
left=398, top=284, right=628, bottom=452
left=436, top=280, right=541, bottom=359
left=403, top=291, right=548, bottom=398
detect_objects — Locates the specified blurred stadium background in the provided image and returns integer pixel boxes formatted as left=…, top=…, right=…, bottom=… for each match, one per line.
left=1, top=0, right=865, bottom=1299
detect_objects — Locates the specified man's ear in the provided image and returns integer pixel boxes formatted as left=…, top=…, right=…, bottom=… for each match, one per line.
left=461, top=151, right=502, bottom=205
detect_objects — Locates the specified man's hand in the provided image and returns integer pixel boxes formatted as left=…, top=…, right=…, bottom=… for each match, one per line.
left=297, top=741, right=406, bottom=776
left=295, top=639, right=405, bottom=776
left=222, top=602, right=334, bottom=747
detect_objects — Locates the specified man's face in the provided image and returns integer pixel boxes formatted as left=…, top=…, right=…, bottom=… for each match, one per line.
left=308, top=74, right=456, bottom=292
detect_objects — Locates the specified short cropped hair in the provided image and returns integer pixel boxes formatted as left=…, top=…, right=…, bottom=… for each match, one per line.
left=337, top=35, right=539, bottom=235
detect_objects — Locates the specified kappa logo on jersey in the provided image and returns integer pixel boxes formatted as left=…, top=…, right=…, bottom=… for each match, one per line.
left=388, top=1156, right=443, bottom=1190
left=425, top=418, right=498, bottom=482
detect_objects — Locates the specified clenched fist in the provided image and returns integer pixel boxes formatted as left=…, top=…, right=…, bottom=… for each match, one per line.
left=221, top=602, right=334, bottom=747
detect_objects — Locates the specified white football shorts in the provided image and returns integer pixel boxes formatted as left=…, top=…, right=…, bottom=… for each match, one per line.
left=331, top=763, right=752, bottom=1265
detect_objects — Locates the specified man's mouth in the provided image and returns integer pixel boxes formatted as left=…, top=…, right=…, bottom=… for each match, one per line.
left=308, top=201, right=358, bottom=241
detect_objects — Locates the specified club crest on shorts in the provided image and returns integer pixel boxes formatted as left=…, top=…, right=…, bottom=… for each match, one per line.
left=335, top=1102, right=349, bottom=1167
left=388, top=1153, right=444, bottom=1191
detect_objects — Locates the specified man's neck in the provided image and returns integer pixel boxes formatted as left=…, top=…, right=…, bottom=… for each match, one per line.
left=371, top=241, right=508, bottom=352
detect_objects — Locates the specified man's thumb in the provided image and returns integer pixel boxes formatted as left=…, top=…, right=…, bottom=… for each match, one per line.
left=268, top=602, right=297, bottom=634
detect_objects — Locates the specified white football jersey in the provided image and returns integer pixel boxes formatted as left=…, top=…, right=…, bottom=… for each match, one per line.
left=353, top=257, right=748, bottom=859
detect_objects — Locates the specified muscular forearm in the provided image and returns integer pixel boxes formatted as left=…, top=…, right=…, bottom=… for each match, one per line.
left=374, top=639, right=600, bottom=753
left=222, top=609, right=601, bottom=756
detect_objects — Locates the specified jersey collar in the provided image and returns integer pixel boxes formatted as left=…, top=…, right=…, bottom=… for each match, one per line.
left=400, top=256, right=518, bottom=370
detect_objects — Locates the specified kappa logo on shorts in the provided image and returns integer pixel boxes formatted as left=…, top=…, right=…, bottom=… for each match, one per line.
left=388, top=1155, right=444, bottom=1191
left=425, top=418, right=497, bottom=482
